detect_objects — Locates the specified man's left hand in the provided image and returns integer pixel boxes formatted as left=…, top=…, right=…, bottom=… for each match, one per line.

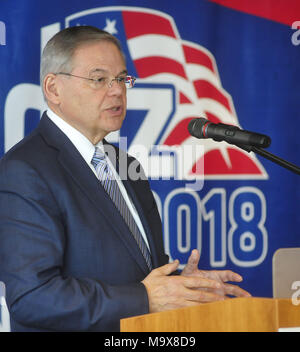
left=181, top=249, right=251, bottom=299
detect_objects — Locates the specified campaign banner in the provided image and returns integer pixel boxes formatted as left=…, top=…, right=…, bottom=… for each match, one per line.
left=0, top=0, right=299, bottom=297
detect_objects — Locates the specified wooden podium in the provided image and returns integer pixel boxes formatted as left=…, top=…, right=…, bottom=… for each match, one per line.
left=120, top=298, right=300, bottom=332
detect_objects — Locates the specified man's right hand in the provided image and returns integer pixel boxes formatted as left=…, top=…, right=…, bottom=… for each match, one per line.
left=141, top=260, right=224, bottom=313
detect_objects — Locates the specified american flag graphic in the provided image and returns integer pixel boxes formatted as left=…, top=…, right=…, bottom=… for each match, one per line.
left=67, top=6, right=268, bottom=179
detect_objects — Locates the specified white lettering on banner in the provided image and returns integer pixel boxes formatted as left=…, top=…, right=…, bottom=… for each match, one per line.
left=177, top=204, right=192, bottom=253
left=127, top=87, right=173, bottom=149
left=0, top=21, right=6, bottom=46
left=164, top=188, right=202, bottom=266
left=157, top=186, right=268, bottom=269
left=126, top=86, right=175, bottom=178
left=291, top=281, right=300, bottom=306
left=202, top=188, right=226, bottom=267
left=228, top=187, right=267, bottom=267
left=4, top=84, right=47, bottom=152
left=40, top=22, right=61, bottom=56
left=2, top=23, right=60, bottom=153
left=291, top=21, right=300, bottom=46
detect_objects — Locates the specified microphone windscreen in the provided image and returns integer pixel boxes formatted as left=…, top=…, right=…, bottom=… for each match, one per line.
left=188, top=118, right=208, bottom=138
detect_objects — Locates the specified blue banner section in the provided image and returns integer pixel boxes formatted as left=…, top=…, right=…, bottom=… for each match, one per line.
left=0, top=0, right=299, bottom=298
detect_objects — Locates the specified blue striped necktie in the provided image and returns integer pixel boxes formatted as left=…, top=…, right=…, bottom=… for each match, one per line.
left=91, top=147, right=152, bottom=271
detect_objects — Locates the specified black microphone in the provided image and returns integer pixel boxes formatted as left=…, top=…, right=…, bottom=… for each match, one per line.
left=188, top=118, right=271, bottom=148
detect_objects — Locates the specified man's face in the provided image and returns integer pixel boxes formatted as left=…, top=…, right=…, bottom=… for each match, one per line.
left=53, top=41, right=127, bottom=144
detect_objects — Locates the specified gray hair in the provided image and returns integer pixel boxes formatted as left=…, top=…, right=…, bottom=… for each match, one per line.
left=40, top=26, right=125, bottom=97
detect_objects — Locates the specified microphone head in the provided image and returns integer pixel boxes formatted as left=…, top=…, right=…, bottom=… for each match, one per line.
left=187, top=118, right=209, bottom=139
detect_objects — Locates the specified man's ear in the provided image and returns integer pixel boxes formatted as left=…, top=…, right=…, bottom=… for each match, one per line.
left=43, top=73, right=61, bottom=105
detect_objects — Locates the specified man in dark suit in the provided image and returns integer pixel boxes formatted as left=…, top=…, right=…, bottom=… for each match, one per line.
left=0, top=26, right=250, bottom=331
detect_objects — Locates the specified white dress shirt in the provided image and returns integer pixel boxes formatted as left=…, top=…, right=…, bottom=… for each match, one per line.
left=46, top=108, right=150, bottom=251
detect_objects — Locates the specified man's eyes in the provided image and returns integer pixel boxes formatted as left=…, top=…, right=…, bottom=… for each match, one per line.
left=117, top=76, right=126, bottom=82
left=93, top=76, right=127, bottom=82
left=94, top=77, right=106, bottom=82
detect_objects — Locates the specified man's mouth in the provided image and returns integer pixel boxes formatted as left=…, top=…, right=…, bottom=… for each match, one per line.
left=106, top=105, right=121, bottom=111
left=105, top=105, right=123, bottom=116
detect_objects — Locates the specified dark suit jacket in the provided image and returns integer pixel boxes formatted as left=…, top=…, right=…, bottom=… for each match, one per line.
left=0, top=112, right=168, bottom=331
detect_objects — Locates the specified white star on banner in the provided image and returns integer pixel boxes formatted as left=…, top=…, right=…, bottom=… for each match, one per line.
left=103, top=18, right=118, bottom=35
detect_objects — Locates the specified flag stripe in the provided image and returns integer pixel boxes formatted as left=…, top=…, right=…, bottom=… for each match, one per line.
left=179, top=92, right=192, bottom=104
left=185, top=63, right=220, bottom=88
left=123, top=11, right=177, bottom=39
left=193, top=80, right=232, bottom=113
left=128, top=35, right=185, bottom=63
left=164, top=117, right=196, bottom=146
left=183, top=44, right=216, bottom=73
left=134, top=57, right=187, bottom=79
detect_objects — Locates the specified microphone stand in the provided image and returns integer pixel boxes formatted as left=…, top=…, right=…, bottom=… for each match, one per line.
left=235, top=143, right=300, bottom=175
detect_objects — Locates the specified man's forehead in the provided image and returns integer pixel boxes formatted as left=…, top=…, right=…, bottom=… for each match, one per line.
left=90, top=68, right=128, bottom=75
left=72, top=42, right=126, bottom=73
left=74, top=40, right=123, bottom=58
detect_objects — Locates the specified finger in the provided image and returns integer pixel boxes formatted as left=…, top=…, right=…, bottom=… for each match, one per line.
left=222, top=283, right=252, bottom=297
left=187, top=249, right=200, bottom=267
left=183, top=276, right=222, bottom=290
left=211, top=270, right=243, bottom=283
left=181, top=249, right=200, bottom=275
left=224, top=270, right=243, bottom=282
left=154, top=260, right=180, bottom=276
left=184, top=287, right=225, bottom=303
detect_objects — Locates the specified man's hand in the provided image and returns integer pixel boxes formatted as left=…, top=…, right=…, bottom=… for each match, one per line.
left=142, top=260, right=226, bottom=313
left=142, top=249, right=251, bottom=313
left=181, top=249, right=251, bottom=298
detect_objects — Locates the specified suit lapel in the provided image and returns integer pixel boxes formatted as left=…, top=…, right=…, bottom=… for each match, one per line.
left=38, top=113, right=150, bottom=275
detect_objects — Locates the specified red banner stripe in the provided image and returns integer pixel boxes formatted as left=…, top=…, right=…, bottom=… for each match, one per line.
left=134, top=57, right=187, bottom=79
left=193, top=80, right=232, bottom=113
left=183, top=44, right=216, bottom=73
left=209, top=0, right=300, bottom=26
left=179, top=92, right=192, bottom=104
left=123, top=11, right=177, bottom=39
left=163, top=117, right=196, bottom=146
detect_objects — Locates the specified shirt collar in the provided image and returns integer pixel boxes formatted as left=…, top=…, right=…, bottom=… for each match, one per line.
left=46, top=108, right=101, bottom=166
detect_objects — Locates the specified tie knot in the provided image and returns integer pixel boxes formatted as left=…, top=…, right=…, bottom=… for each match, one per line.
left=91, top=147, right=106, bottom=168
